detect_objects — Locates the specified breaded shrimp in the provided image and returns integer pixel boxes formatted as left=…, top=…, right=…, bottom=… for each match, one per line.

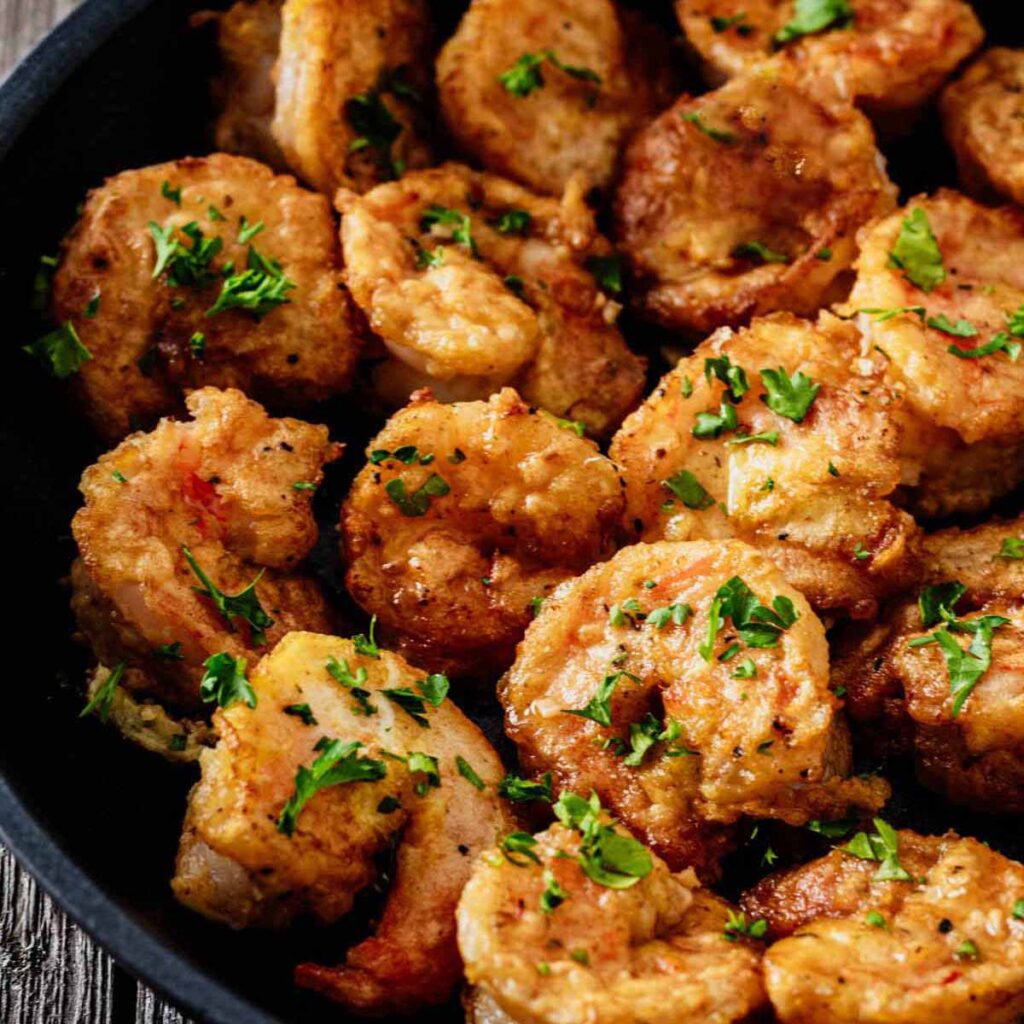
left=614, top=71, right=896, bottom=336
left=173, top=632, right=511, bottom=1015
left=271, top=0, right=434, bottom=196
left=941, top=48, right=1024, bottom=207
left=742, top=829, right=1024, bottom=1023
left=676, top=0, right=983, bottom=126
left=50, top=154, right=361, bottom=440
left=833, top=515, right=1024, bottom=814
left=499, top=540, right=889, bottom=875
left=341, top=388, right=625, bottom=678
left=842, top=190, right=1024, bottom=517
left=457, top=811, right=767, bottom=1024
left=339, top=163, right=646, bottom=436
left=71, top=388, right=339, bottom=724
left=200, top=0, right=287, bottom=169
left=436, top=0, right=677, bottom=196
left=611, top=312, right=918, bottom=621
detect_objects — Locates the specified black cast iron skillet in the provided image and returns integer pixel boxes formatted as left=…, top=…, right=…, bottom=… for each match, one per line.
left=0, top=2, right=1022, bottom=1022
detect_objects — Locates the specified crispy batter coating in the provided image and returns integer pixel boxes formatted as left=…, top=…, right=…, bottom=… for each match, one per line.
left=833, top=515, right=1024, bottom=814
left=201, top=0, right=287, bottom=169
left=942, top=48, right=1024, bottom=206
left=436, top=0, right=676, bottom=196
left=271, top=0, right=434, bottom=196
left=173, top=632, right=511, bottom=1015
left=612, top=313, right=918, bottom=621
left=457, top=822, right=767, bottom=1024
left=843, top=190, right=1024, bottom=517
left=71, top=388, right=339, bottom=716
left=52, top=154, right=361, bottom=440
left=342, top=388, right=625, bottom=678
left=499, top=540, right=889, bottom=875
left=339, top=163, right=646, bottom=436
left=676, top=0, right=983, bottom=124
left=742, top=831, right=1024, bottom=1023
left=614, top=71, right=896, bottom=336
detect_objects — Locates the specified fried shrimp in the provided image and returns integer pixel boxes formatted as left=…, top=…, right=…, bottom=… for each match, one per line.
left=843, top=190, right=1024, bottom=517
left=499, top=540, right=889, bottom=875
left=614, top=71, right=896, bottom=336
left=173, top=632, right=511, bottom=1015
left=339, top=163, right=646, bottom=436
left=612, top=313, right=917, bottom=620
left=436, top=0, right=676, bottom=196
left=71, top=388, right=339, bottom=726
left=457, top=807, right=767, bottom=1024
left=676, top=0, right=983, bottom=125
left=50, top=153, right=361, bottom=440
left=833, top=515, right=1024, bottom=814
left=271, top=0, right=434, bottom=196
left=742, top=829, right=1024, bottom=1023
left=941, top=48, right=1024, bottom=206
left=200, top=0, right=287, bottom=169
left=341, top=388, right=625, bottom=678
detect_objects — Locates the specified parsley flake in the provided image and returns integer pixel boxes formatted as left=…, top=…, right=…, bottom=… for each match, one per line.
left=79, top=662, right=126, bottom=723
left=663, top=469, right=715, bottom=510
left=760, top=366, right=820, bottom=422
left=775, top=0, right=853, bottom=45
left=888, top=208, right=945, bottom=292
left=182, top=546, right=273, bottom=644
left=24, top=321, right=92, bottom=378
left=199, top=653, right=256, bottom=709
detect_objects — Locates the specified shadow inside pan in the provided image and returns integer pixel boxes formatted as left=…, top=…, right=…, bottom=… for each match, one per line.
left=0, top=2, right=1021, bottom=1023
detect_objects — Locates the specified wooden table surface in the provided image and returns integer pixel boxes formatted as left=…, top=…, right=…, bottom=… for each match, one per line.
left=0, top=7, right=194, bottom=1023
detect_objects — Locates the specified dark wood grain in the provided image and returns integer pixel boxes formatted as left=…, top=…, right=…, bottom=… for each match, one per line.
left=0, top=7, right=195, bottom=1018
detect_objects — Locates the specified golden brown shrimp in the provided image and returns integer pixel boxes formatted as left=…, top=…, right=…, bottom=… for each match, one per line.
left=457, top=809, right=767, bottom=1024
left=941, top=48, right=1024, bottom=207
left=71, top=388, right=339, bottom=727
left=339, top=162, right=646, bottom=436
left=614, top=71, right=896, bottom=336
left=341, top=387, right=625, bottom=678
left=173, top=632, right=511, bottom=1015
left=611, top=312, right=918, bottom=621
left=676, top=0, right=983, bottom=126
left=833, top=515, right=1024, bottom=814
left=499, top=539, right=889, bottom=876
left=49, top=154, right=361, bottom=440
left=842, top=190, right=1024, bottom=517
left=271, top=0, right=434, bottom=196
left=436, top=0, right=677, bottom=196
left=742, top=829, right=1024, bottom=1023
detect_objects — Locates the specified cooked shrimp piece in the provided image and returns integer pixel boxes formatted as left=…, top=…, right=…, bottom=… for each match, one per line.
left=271, top=0, right=434, bottom=196
left=742, top=828, right=1024, bottom=1023
left=843, top=190, right=1024, bottom=517
left=457, top=806, right=767, bottom=1024
left=71, top=388, right=339, bottom=727
left=833, top=515, right=1024, bottom=814
left=436, top=0, right=677, bottom=196
left=941, top=48, right=1024, bottom=206
left=614, top=71, right=896, bottom=336
left=342, top=388, right=625, bottom=678
left=199, top=0, right=287, bottom=169
left=676, top=0, right=983, bottom=125
left=173, top=631, right=511, bottom=1014
left=611, top=312, right=918, bottom=621
left=48, top=154, right=361, bottom=440
left=339, top=163, right=646, bottom=436
left=499, top=540, right=889, bottom=875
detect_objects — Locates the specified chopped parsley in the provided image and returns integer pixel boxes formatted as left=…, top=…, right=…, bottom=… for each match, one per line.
left=540, top=869, right=569, bottom=913
left=79, top=662, right=126, bottom=723
left=407, top=751, right=441, bottom=795
left=149, top=220, right=223, bottom=288
left=421, top=204, right=478, bottom=256
left=456, top=755, right=485, bottom=790
left=237, top=217, right=265, bottom=245
left=502, top=831, right=541, bottom=866
left=663, top=469, right=715, bottom=510
left=206, top=246, right=296, bottom=319
left=199, top=653, right=256, bottom=709
left=681, top=111, right=736, bottom=145
left=277, top=738, right=386, bottom=836
left=189, top=331, right=206, bottom=359
left=385, top=474, right=451, bottom=516
left=498, top=772, right=553, bottom=803
left=493, top=208, right=532, bottom=235
left=346, top=88, right=404, bottom=178
left=996, top=538, right=1024, bottom=561
left=155, top=641, right=183, bottom=660
left=838, top=818, right=911, bottom=882
left=85, top=292, right=101, bottom=318
left=726, top=431, right=779, bottom=447
left=704, top=354, right=749, bottom=402
left=699, top=576, right=799, bottom=662
left=760, top=366, right=820, bottom=422
left=888, top=208, right=945, bottom=293
left=646, top=603, right=693, bottom=629
left=692, top=400, right=739, bottom=439
left=711, top=12, right=749, bottom=32
left=284, top=703, right=317, bottom=726
left=499, top=50, right=602, bottom=98
left=733, top=240, right=789, bottom=264
left=383, top=672, right=450, bottom=726
left=1013, top=898, right=1024, bottom=920
left=353, top=615, right=381, bottom=658
left=865, top=910, right=887, bottom=929
left=553, top=416, right=586, bottom=437
left=947, top=333, right=1021, bottom=362
left=723, top=910, right=768, bottom=942
left=927, top=313, right=977, bottom=337
left=858, top=305, right=925, bottom=322
left=504, top=274, right=525, bottom=296
left=327, top=656, right=376, bottom=716
left=161, top=180, right=182, bottom=205
left=24, top=321, right=92, bottom=379
left=775, top=0, right=853, bottom=45
left=182, top=546, right=273, bottom=644
left=32, top=254, right=58, bottom=312
left=370, top=445, right=434, bottom=465
left=563, top=671, right=637, bottom=727
left=586, top=253, right=623, bottom=295
left=622, top=714, right=680, bottom=767
left=731, top=657, right=757, bottom=679
left=954, top=939, right=979, bottom=961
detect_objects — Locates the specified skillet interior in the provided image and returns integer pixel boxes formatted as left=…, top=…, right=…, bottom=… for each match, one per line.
left=0, top=2, right=1022, bottom=1022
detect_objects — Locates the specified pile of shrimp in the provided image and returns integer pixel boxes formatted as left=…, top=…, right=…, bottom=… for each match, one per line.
left=31, top=1, right=1024, bottom=1021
